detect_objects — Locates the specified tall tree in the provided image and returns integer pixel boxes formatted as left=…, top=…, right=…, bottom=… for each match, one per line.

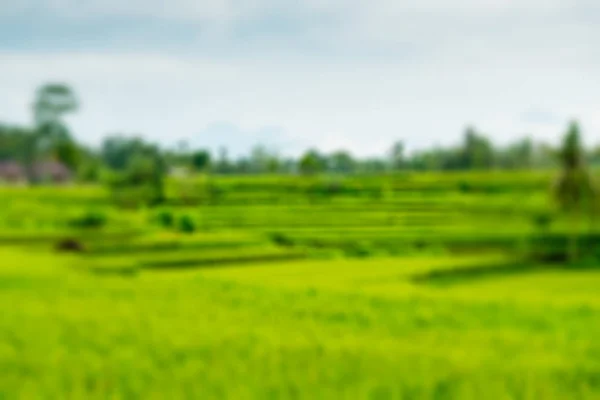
left=389, top=141, right=405, bottom=171
left=553, top=121, right=596, bottom=262
left=28, top=83, right=79, bottom=182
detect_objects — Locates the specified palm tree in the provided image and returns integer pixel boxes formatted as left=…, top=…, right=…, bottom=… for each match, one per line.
left=27, top=83, right=79, bottom=183
left=553, top=121, right=596, bottom=262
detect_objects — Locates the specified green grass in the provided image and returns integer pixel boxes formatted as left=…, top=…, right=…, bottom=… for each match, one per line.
left=1, top=248, right=599, bottom=398
left=1, top=171, right=600, bottom=398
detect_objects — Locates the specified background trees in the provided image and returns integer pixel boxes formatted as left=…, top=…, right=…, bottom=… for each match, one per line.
left=0, top=82, right=598, bottom=184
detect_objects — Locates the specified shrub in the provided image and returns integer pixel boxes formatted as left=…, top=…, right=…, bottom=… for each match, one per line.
left=68, top=211, right=107, bottom=229
left=155, top=210, right=174, bottom=228
left=178, top=215, right=196, bottom=234
left=457, top=181, right=473, bottom=193
left=343, top=241, right=374, bottom=258
left=269, top=232, right=295, bottom=247
left=532, top=211, right=553, bottom=232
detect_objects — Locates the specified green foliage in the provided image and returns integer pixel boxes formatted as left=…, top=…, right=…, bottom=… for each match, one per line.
left=177, top=214, right=196, bottom=234
left=53, top=139, right=81, bottom=170
left=76, top=158, right=101, bottom=183
left=0, top=125, right=34, bottom=163
left=191, top=150, right=211, bottom=172
left=389, top=141, right=405, bottom=170
left=102, top=137, right=166, bottom=207
left=155, top=210, right=175, bottom=228
left=67, top=210, right=107, bottom=230
left=554, top=122, right=596, bottom=212
left=268, top=232, right=295, bottom=247
left=552, top=122, right=597, bottom=262
left=532, top=211, right=553, bottom=232
left=299, top=149, right=326, bottom=175
left=32, top=83, right=78, bottom=128
left=328, top=150, right=356, bottom=174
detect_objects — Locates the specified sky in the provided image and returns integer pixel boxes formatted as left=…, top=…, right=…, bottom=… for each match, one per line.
left=0, top=0, right=599, bottom=157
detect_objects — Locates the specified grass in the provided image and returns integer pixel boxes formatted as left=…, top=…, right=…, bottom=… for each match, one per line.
left=1, top=247, right=600, bottom=398
left=1, top=172, right=600, bottom=398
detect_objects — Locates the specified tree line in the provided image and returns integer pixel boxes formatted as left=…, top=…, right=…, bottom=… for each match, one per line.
left=4, top=84, right=600, bottom=182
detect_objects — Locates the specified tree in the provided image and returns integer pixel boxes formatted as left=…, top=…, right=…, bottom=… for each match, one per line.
left=0, top=125, right=33, bottom=162
left=191, top=150, right=211, bottom=172
left=214, top=147, right=233, bottom=174
left=33, top=83, right=79, bottom=128
left=27, top=83, right=79, bottom=183
left=389, top=141, right=405, bottom=171
left=553, top=121, right=596, bottom=262
left=299, top=149, right=326, bottom=175
left=249, top=145, right=280, bottom=174
left=497, top=138, right=533, bottom=169
left=54, top=140, right=81, bottom=171
left=462, top=127, right=494, bottom=170
left=328, top=151, right=356, bottom=174
left=102, top=135, right=166, bottom=206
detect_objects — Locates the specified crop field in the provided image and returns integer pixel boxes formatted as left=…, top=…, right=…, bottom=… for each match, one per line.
left=1, top=171, right=599, bottom=398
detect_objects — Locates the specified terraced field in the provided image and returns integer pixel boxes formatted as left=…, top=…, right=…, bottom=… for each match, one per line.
left=0, top=171, right=599, bottom=398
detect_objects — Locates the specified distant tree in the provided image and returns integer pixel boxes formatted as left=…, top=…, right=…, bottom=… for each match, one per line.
left=553, top=121, right=596, bottom=262
left=358, top=158, right=388, bottom=174
left=27, top=83, right=79, bottom=182
left=299, top=149, right=326, bottom=175
left=0, top=125, right=33, bottom=162
left=248, top=145, right=280, bottom=174
left=102, top=135, right=166, bottom=206
left=101, top=136, right=157, bottom=171
left=389, top=141, right=405, bottom=171
left=328, top=151, right=356, bottom=174
left=462, top=127, right=494, bottom=170
left=33, top=83, right=79, bottom=128
left=266, top=157, right=281, bottom=174
left=191, top=150, right=211, bottom=172
left=214, top=147, right=233, bottom=174
left=497, top=138, right=533, bottom=169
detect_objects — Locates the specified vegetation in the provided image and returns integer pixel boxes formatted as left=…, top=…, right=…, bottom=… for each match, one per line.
left=553, top=122, right=597, bottom=262
left=1, top=83, right=600, bottom=398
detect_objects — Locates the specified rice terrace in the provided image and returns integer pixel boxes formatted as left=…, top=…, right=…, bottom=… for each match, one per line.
left=2, top=9, right=600, bottom=395
left=2, top=160, right=600, bottom=398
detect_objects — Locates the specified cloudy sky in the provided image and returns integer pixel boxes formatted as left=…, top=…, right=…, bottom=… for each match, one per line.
left=0, top=0, right=599, bottom=156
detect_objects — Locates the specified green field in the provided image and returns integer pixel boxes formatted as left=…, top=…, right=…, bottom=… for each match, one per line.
left=1, top=172, right=599, bottom=398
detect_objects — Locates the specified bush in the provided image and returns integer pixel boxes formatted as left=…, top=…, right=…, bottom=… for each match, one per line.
left=68, top=211, right=107, bottom=230
left=269, top=232, right=295, bottom=247
left=343, top=241, right=374, bottom=258
left=457, top=181, right=473, bottom=193
left=155, top=210, right=174, bottom=228
left=178, top=215, right=196, bottom=234
left=532, top=211, right=553, bottom=232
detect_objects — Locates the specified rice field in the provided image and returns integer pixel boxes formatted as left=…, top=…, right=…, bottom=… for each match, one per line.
left=0, top=171, right=599, bottom=398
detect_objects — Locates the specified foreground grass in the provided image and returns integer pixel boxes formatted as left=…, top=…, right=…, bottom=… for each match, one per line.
left=1, top=248, right=600, bottom=399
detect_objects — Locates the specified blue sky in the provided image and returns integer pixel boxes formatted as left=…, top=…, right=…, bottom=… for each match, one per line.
left=1, top=0, right=599, bottom=156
